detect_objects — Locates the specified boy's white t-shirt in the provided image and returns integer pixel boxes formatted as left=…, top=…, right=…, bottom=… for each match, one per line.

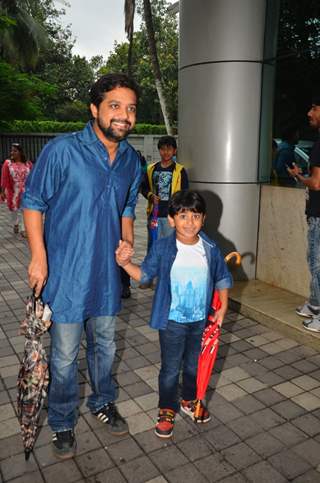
left=168, top=237, right=209, bottom=323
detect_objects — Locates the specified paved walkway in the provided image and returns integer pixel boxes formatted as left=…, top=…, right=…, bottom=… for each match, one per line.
left=1, top=198, right=320, bottom=482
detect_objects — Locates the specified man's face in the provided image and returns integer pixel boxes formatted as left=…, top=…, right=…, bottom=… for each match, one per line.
left=308, top=104, right=320, bottom=130
left=90, top=87, right=137, bottom=142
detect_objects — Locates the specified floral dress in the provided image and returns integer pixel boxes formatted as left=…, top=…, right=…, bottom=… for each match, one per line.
left=1, top=159, right=32, bottom=211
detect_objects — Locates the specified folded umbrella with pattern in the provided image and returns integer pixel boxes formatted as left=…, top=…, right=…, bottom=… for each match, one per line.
left=17, top=294, right=52, bottom=460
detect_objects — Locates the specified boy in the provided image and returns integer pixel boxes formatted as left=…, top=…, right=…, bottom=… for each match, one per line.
left=116, top=190, right=232, bottom=438
left=141, top=135, right=189, bottom=246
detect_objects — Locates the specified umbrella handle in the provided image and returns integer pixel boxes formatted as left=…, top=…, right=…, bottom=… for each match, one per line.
left=194, top=400, right=202, bottom=421
left=224, top=251, right=241, bottom=265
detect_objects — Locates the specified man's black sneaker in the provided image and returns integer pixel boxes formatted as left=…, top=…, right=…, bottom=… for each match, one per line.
left=93, top=402, right=128, bottom=435
left=52, top=430, right=76, bottom=459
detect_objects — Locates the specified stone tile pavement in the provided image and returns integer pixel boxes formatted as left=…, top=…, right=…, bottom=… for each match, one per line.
left=1, top=197, right=320, bottom=482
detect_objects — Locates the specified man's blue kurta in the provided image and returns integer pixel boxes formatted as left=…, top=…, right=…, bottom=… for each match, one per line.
left=22, top=122, right=141, bottom=323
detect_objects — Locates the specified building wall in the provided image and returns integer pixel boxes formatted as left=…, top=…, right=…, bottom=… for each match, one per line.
left=257, top=185, right=309, bottom=297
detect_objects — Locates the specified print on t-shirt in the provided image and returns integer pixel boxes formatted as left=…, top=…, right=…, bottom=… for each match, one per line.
left=169, top=239, right=208, bottom=323
left=153, top=171, right=173, bottom=200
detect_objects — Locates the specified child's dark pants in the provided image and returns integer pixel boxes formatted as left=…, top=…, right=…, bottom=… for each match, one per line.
left=158, top=319, right=205, bottom=412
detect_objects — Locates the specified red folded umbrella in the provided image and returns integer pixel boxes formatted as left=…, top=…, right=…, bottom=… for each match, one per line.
left=194, top=252, right=241, bottom=422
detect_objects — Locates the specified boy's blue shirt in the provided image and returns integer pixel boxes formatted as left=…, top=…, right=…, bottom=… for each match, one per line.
left=140, top=231, right=233, bottom=330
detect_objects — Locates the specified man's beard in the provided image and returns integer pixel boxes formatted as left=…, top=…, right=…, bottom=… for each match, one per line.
left=97, top=117, right=132, bottom=142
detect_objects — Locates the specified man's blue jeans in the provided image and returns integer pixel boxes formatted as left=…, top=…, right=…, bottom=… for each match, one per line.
left=158, top=319, right=205, bottom=412
left=307, top=217, right=320, bottom=306
left=48, top=316, right=116, bottom=432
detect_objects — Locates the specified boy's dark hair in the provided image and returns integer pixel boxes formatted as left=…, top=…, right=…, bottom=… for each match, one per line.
left=157, top=135, right=177, bottom=150
left=168, top=190, right=206, bottom=217
left=90, top=73, right=140, bottom=107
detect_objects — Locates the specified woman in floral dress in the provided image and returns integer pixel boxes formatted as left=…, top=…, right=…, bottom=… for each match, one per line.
left=1, top=143, right=32, bottom=236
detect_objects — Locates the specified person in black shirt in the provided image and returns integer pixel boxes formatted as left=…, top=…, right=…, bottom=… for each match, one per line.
left=288, top=96, right=320, bottom=331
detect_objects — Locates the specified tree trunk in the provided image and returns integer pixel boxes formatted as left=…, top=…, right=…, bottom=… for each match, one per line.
left=143, top=0, right=173, bottom=135
left=124, top=0, right=135, bottom=76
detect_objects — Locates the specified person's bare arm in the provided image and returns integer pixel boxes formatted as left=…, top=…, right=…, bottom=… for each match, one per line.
left=121, top=216, right=134, bottom=246
left=120, top=261, right=142, bottom=282
left=212, top=288, right=229, bottom=326
left=23, top=209, right=47, bottom=296
left=288, top=165, right=320, bottom=190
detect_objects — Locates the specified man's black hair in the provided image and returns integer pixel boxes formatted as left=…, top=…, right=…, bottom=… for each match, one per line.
left=157, top=135, right=177, bottom=150
left=168, top=190, right=206, bottom=217
left=90, top=73, right=140, bottom=107
left=312, top=95, right=320, bottom=107
left=281, top=124, right=299, bottom=142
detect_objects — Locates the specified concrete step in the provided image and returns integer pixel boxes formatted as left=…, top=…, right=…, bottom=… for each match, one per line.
left=230, top=280, right=320, bottom=350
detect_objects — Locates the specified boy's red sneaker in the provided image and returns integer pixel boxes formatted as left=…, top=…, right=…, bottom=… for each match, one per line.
left=180, top=399, right=211, bottom=423
left=155, top=408, right=175, bottom=438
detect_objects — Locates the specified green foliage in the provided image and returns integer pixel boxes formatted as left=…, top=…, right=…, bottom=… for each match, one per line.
left=0, top=0, right=48, bottom=70
left=0, top=61, right=56, bottom=120
left=103, top=0, right=178, bottom=125
left=274, top=0, right=320, bottom=135
left=0, top=120, right=86, bottom=133
left=0, top=120, right=166, bottom=134
left=55, top=101, right=90, bottom=122
left=132, top=123, right=167, bottom=134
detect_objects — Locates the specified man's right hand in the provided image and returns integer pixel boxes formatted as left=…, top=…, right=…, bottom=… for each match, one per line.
left=28, top=255, right=48, bottom=297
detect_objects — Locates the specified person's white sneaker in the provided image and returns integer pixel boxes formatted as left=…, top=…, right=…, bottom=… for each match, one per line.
left=296, top=302, right=320, bottom=318
left=303, top=318, right=320, bottom=333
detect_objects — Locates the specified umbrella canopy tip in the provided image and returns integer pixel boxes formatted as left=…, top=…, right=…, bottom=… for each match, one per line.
left=25, top=450, right=31, bottom=461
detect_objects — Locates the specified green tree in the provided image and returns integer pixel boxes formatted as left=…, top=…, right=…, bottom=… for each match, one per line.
left=0, top=60, right=56, bottom=119
left=0, top=0, right=48, bottom=70
left=274, top=0, right=320, bottom=136
left=108, top=0, right=178, bottom=126
left=123, top=0, right=176, bottom=132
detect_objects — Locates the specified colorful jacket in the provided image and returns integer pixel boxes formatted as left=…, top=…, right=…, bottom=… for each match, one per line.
left=144, top=161, right=187, bottom=216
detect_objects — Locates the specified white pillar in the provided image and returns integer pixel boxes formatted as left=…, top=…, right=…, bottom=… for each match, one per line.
left=179, top=0, right=279, bottom=279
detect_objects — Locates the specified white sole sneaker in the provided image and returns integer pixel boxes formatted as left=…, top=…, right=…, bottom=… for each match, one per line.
left=180, top=403, right=211, bottom=423
left=303, top=319, right=320, bottom=333
left=296, top=303, right=320, bottom=318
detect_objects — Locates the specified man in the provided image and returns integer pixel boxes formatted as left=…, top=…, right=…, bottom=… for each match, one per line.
left=288, top=96, right=320, bottom=331
left=22, top=73, right=141, bottom=459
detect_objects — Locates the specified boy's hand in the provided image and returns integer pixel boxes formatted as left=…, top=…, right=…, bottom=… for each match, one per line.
left=115, top=240, right=134, bottom=267
left=211, top=308, right=226, bottom=327
left=151, top=194, right=160, bottom=204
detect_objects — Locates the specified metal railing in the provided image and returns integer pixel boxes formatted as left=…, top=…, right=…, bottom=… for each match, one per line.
left=0, top=133, right=167, bottom=164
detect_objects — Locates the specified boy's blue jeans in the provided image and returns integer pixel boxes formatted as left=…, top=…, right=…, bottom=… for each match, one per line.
left=48, top=316, right=116, bottom=432
left=158, top=319, right=205, bottom=413
left=307, top=217, right=320, bottom=306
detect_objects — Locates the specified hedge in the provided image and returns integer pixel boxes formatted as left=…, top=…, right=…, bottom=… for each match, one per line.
left=0, top=120, right=168, bottom=134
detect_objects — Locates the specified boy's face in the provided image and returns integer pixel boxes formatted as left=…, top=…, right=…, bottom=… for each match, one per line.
left=168, top=210, right=205, bottom=244
left=159, top=144, right=176, bottom=163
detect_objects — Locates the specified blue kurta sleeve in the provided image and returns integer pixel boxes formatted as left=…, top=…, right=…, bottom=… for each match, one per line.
left=122, top=156, right=142, bottom=218
left=22, top=141, right=65, bottom=213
